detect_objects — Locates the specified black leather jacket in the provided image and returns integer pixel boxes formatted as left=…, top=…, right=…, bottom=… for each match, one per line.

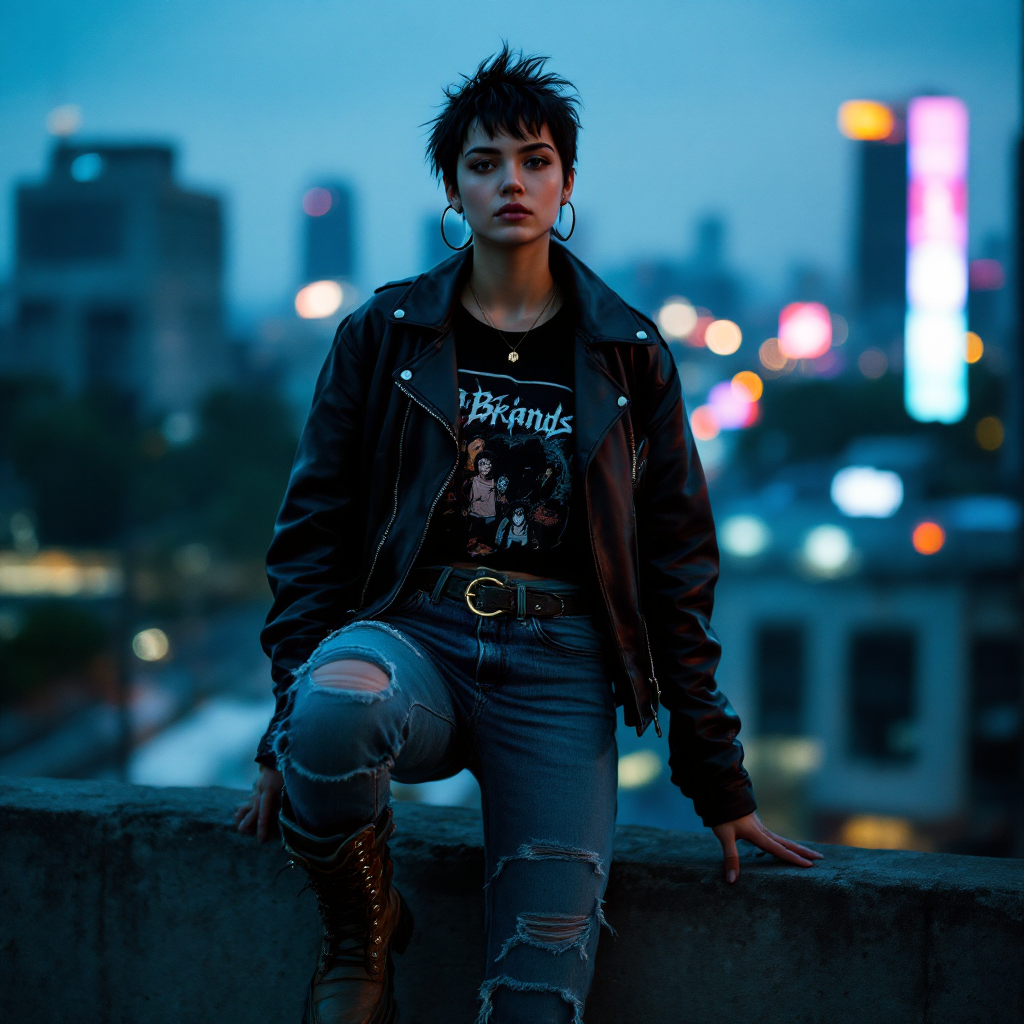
left=259, top=243, right=755, bottom=827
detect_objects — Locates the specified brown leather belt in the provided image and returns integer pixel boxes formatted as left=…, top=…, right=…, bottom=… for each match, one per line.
left=406, top=567, right=591, bottom=619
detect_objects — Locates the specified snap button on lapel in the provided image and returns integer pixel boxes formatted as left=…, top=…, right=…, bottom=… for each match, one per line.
left=636, top=330, right=647, bottom=339
left=617, top=395, right=628, bottom=407
left=394, top=309, right=405, bottom=318
left=400, top=370, right=412, bottom=380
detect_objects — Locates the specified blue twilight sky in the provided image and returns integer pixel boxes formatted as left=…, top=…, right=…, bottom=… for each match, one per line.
left=0, top=0, right=1019, bottom=322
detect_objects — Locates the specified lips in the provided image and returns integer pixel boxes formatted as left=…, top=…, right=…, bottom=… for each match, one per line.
left=496, top=203, right=530, bottom=219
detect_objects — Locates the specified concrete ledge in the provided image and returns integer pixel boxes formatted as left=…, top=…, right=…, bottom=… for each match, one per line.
left=1, top=777, right=1021, bottom=1023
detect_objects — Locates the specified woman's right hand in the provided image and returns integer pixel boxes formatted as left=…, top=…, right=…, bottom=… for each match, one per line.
left=234, top=765, right=284, bottom=843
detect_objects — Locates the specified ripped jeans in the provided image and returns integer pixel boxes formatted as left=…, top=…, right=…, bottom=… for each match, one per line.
left=273, top=573, right=619, bottom=1024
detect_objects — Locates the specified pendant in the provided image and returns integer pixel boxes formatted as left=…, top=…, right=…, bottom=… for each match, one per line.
left=508, top=351, right=519, bottom=363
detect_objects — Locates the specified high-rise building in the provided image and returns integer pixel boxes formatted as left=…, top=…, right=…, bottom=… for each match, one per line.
left=302, top=182, right=354, bottom=282
left=8, top=143, right=230, bottom=412
left=854, top=138, right=907, bottom=311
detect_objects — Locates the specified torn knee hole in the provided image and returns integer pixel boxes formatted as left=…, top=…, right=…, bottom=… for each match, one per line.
left=312, top=658, right=391, bottom=692
left=486, top=841, right=605, bottom=887
left=477, top=976, right=584, bottom=1024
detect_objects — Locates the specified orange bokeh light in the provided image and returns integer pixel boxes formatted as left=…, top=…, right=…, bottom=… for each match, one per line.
left=966, top=332, right=984, bottom=364
left=731, top=370, right=764, bottom=402
left=838, top=100, right=895, bottom=141
left=912, top=521, right=945, bottom=555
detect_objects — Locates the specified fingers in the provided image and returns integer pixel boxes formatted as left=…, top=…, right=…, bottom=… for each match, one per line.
left=745, top=829, right=814, bottom=867
left=237, top=804, right=257, bottom=836
left=766, top=831, right=824, bottom=861
left=257, top=785, right=281, bottom=844
left=719, top=831, right=740, bottom=884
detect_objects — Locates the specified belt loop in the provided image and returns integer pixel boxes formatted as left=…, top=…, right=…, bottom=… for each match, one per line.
left=429, top=566, right=454, bottom=604
left=516, top=582, right=527, bottom=620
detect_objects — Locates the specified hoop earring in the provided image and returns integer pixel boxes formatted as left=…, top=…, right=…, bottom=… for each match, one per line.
left=440, top=205, right=472, bottom=251
left=552, top=200, right=576, bottom=242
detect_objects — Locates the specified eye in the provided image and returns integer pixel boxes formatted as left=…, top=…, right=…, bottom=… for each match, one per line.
left=525, top=156, right=550, bottom=169
left=469, top=159, right=494, bottom=172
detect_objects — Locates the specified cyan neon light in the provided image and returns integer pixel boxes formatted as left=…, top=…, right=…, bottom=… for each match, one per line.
left=904, top=96, right=969, bottom=424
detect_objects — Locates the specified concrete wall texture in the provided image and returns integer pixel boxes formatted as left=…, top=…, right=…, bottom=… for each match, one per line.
left=1, top=777, right=1021, bottom=1024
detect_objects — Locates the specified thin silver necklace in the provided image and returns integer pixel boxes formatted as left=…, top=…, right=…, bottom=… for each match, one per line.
left=468, top=282, right=558, bottom=364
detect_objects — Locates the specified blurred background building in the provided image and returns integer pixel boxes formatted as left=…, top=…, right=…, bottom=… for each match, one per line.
left=8, top=143, right=231, bottom=413
left=0, top=0, right=1019, bottom=858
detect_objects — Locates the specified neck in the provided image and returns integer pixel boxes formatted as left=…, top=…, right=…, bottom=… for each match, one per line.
left=465, top=232, right=557, bottom=330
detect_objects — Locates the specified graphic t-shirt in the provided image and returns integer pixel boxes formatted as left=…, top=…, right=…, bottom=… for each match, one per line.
left=417, top=301, right=583, bottom=580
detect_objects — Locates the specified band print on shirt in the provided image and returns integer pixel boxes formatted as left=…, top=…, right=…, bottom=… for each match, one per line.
left=435, top=369, right=574, bottom=562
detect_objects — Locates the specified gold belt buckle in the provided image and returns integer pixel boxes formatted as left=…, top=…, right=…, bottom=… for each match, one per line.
left=464, top=576, right=508, bottom=617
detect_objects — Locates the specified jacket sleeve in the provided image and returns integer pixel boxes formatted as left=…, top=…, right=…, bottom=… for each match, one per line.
left=634, top=340, right=756, bottom=827
left=256, top=314, right=373, bottom=767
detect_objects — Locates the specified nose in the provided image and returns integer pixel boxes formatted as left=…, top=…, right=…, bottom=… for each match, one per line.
left=500, top=167, right=525, bottom=196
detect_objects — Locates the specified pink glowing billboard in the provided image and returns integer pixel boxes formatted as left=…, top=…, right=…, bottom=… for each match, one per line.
left=905, top=96, right=969, bottom=423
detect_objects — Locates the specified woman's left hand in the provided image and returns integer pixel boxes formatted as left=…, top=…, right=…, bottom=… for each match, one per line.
left=711, top=812, right=823, bottom=884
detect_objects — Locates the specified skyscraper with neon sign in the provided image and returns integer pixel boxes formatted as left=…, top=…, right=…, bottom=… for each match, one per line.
left=904, top=96, right=969, bottom=424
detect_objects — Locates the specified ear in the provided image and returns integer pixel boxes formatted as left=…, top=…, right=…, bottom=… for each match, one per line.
left=561, top=167, right=576, bottom=204
left=444, top=178, right=462, bottom=213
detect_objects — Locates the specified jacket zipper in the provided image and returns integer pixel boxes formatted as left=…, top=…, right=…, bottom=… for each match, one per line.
left=361, top=378, right=459, bottom=613
left=359, top=400, right=412, bottom=608
left=627, top=410, right=660, bottom=735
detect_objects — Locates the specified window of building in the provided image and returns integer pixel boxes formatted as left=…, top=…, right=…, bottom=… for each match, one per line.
left=18, top=201, right=124, bottom=262
left=84, top=307, right=132, bottom=387
left=16, top=300, right=58, bottom=358
left=848, top=630, right=917, bottom=762
left=756, top=625, right=805, bottom=735
left=970, top=636, right=1021, bottom=784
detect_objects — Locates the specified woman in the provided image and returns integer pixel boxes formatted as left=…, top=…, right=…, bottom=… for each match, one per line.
left=236, top=47, right=821, bottom=1024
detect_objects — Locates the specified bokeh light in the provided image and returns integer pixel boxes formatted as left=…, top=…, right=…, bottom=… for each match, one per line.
left=720, top=514, right=772, bottom=557
left=759, top=337, right=790, bottom=372
left=689, top=405, right=719, bottom=441
left=617, top=749, right=662, bottom=789
left=858, top=348, right=888, bottom=379
left=705, top=319, right=742, bottom=355
left=802, top=525, right=855, bottom=577
left=840, top=815, right=916, bottom=851
left=731, top=370, right=763, bottom=402
left=688, top=314, right=714, bottom=348
left=302, top=187, right=334, bottom=217
left=968, top=258, right=1005, bottom=291
left=70, top=153, right=104, bottom=183
left=837, top=100, right=895, bottom=141
left=965, top=332, right=983, bottom=364
left=46, top=104, right=82, bottom=137
left=975, top=416, right=1004, bottom=451
left=708, top=380, right=756, bottom=429
left=904, top=95, right=969, bottom=424
left=133, top=627, right=170, bottom=662
left=778, top=302, right=832, bottom=360
left=656, top=298, right=698, bottom=340
left=831, top=466, right=904, bottom=518
left=912, top=521, right=945, bottom=555
left=295, top=280, right=344, bottom=319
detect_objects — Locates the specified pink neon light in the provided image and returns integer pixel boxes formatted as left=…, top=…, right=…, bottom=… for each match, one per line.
left=707, top=381, right=758, bottom=430
left=904, top=95, right=969, bottom=424
left=778, top=302, right=832, bottom=360
left=906, top=98, right=968, bottom=305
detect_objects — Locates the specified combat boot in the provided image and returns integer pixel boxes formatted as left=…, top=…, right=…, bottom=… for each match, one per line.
left=280, top=801, right=414, bottom=1024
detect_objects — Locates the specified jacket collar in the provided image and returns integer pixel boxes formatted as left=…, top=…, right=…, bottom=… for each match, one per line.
left=385, top=242, right=656, bottom=346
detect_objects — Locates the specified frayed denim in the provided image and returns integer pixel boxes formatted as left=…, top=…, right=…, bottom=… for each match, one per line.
left=274, top=576, right=619, bottom=1024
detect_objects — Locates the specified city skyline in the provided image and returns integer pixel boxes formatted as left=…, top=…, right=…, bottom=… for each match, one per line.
left=0, top=0, right=1018, bottom=323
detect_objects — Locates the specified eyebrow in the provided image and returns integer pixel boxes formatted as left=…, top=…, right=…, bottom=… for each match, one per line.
left=463, top=142, right=556, bottom=157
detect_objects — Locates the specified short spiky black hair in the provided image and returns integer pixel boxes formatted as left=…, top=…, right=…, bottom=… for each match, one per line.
left=426, top=45, right=581, bottom=186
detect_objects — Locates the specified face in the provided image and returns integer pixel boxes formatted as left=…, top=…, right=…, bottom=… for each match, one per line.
left=477, top=457, right=492, bottom=477
left=446, top=120, right=574, bottom=248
